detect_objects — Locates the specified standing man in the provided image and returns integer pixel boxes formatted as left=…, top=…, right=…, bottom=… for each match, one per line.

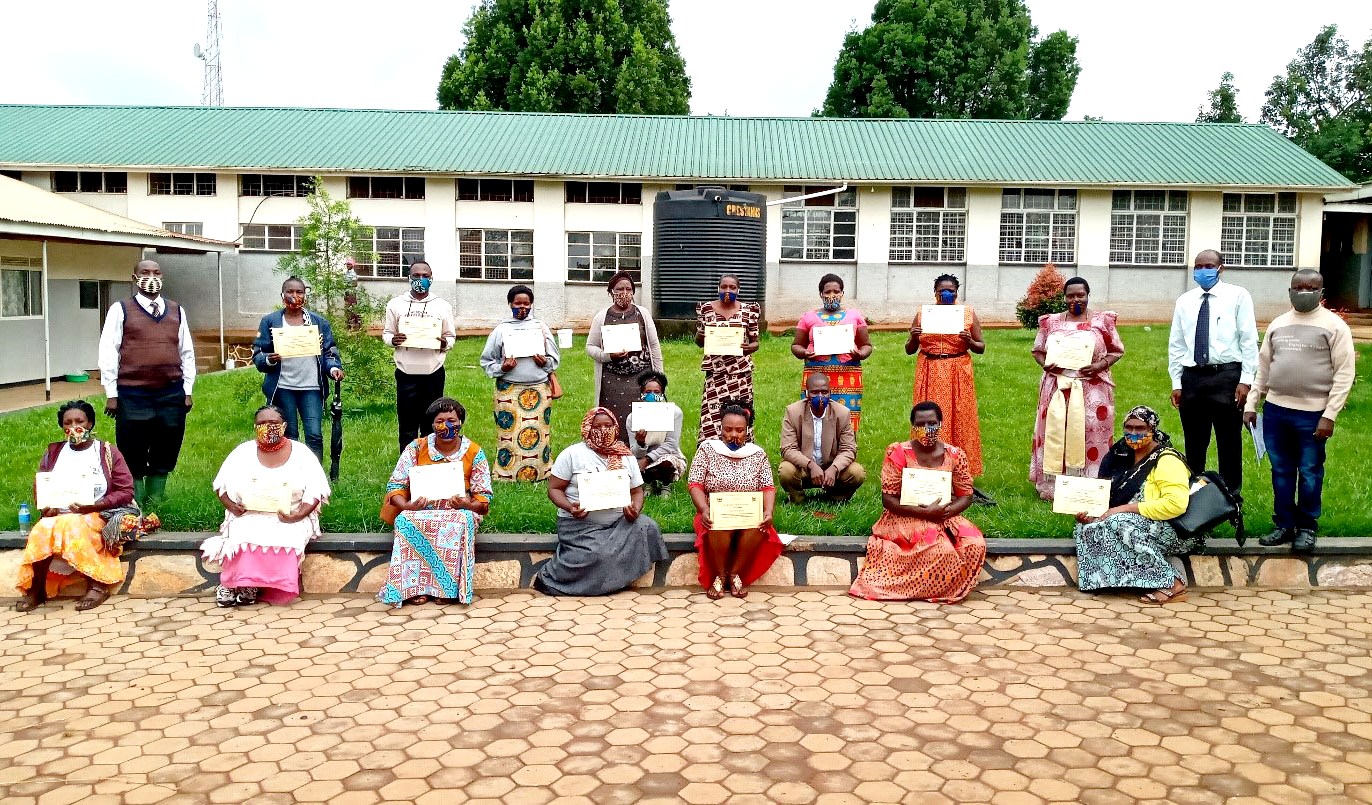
left=1168, top=249, right=1259, bottom=501
left=1244, top=270, right=1354, bottom=552
left=98, top=259, right=196, bottom=509
left=382, top=261, right=455, bottom=450
left=778, top=372, right=866, bottom=504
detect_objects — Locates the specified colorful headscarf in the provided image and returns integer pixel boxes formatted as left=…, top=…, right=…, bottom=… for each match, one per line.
left=581, top=406, right=633, bottom=470
left=1124, top=405, right=1169, bottom=443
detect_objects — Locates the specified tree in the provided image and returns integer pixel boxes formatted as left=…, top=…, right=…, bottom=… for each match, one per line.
left=819, top=0, right=1080, bottom=120
left=1015, top=263, right=1067, bottom=329
left=1260, top=25, right=1372, bottom=182
left=1196, top=71, right=1244, bottom=123
left=437, top=0, right=691, bottom=115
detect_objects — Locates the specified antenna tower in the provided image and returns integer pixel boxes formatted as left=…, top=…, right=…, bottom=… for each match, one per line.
left=198, top=0, right=224, bottom=106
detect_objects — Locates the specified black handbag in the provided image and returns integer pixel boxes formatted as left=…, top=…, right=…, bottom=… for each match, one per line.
left=1171, top=470, right=1244, bottom=544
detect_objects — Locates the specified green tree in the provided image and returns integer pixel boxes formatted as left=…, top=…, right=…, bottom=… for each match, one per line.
left=1196, top=71, right=1244, bottom=123
left=437, top=0, right=691, bottom=115
left=1260, top=25, right=1372, bottom=182
left=819, top=0, right=1080, bottom=120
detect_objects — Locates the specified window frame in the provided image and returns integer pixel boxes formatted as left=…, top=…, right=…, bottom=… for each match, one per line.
left=564, top=181, right=642, bottom=205
left=780, top=185, right=858, bottom=262
left=347, top=176, right=426, bottom=200
left=161, top=222, right=205, bottom=237
left=52, top=171, right=127, bottom=194
left=351, top=226, right=425, bottom=279
left=566, top=231, right=642, bottom=285
left=458, top=228, right=535, bottom=282
left=457, top=178, right=534, bottom=203
left=889, top=186, right=968, bottom=264
left=239, top=174, right=315, bottom=198
left=1108, top=190, right=1190, bottom=267
left=241, top=224, right=305, bottom=253
left=148, top=172, right=216, bottom=196
left=1220, top=192, right=1298, bottom=268
left=0, top=259, right=44, bottom=319
left=998, top=188, right=1079, bottom=266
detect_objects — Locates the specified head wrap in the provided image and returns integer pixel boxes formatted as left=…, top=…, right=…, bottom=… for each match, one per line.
left=581, top=406, right=633, bottom=470
left=1124, top=405, right=1169, bottom=444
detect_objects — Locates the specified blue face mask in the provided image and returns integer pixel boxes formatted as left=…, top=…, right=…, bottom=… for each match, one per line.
left=642, top=392, right=663, bottom=402
left=511, top=306, right=530, bottom=320
left=719, top=291, right=737, bottom=303
left=822, top=296, right=842, bottom=312
left=808, top=394, right=829, bottom=414
left=1124, top=432, right=1150, bottom=447
left=1193, top=268, right=1220, bottom=290
left=436, top=421, right=459, bottom=440
left=725, top=439, right=744, bottom=451
left=1068, top=301, right=1086, bottom=316
left=937, top=289, right=957, bottom=304
left=410, top=277, right=432, bottom=295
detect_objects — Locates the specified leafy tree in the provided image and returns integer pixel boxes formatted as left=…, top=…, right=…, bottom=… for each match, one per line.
left=1196, top=71, right=1244, bottom=123
left=437, top=0, right=690, bottom=115
left=819, top=0, right=1080, bottom=120
left=1260, top=25, right=1372, bottom=182
left=1015, top=263, right=1067, bottom=329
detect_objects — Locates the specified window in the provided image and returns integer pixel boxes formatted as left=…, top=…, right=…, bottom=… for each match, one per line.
left=567, top=231, right=641, bottom=283
left=240, top=174, right=314, bottom=197
left=781, top=185, right=857, bottom=261
left=675, top=183, right=751, bottom=192
left=149, top=172, right=216, bottom=196
left=79, top=280, right=101, bottom=310
left=52, top=171, right=127, bottom=194
left=347, top=176, right=425, bottom=200
left=565, top=181, right=641, bottom=204
left=1221, top=192, right=1297, bottom=267
left=1, top=258, right=42, bottom=318
left=890, top=187, right=967, bottom=263
left=241, top=224, right=304, bottom=252
left=458, top=178, right=534, bottom=202
left=999, top=189, right=1078, bottom=264
left=1109, top=190, right=1188, bottom=266
left=459, top=229, right=534, bottom=281
left=350, top=226, right=424, bottom=278
left=162, top=222, right=204, bottom=237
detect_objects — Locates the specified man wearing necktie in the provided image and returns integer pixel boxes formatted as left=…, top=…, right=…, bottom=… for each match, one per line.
left=1167, top=249, right=1259, bottom=502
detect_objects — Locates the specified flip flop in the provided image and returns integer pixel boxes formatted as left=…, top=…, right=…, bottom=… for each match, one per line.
left=1140, top=584, right=1188, bottom=606
left=75, top=587, right=110, bottom=611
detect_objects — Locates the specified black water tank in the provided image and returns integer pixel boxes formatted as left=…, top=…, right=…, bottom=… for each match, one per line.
left=653, top=187, right=767, bottom=320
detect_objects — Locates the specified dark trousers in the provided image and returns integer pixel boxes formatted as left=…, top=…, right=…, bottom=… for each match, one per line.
left=115, top=384, right=187, bottom=478
left=1179, top=364, right=1243, bottom=498
left=396, top=368, right=445, bottom=450
left=642, top=462, right=679, bottom=486
left=274, top=387, right=325, bottom=461
left=1263, top=402, right=1326, bottom=531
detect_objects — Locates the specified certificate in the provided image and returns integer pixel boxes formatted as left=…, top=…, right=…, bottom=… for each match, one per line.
left=630, top=402, right=674, bottom=433
left=270, top=325, right=321, bottom=359
left=899, top=468, right=952, bottom=507
left=399, top=316, right=442, bottom=350
left=920, top=304, right=965, bottom=335
left=1052, top=476, right=1111, bottom=518
left=35, top=472, right=96, bottom=510
left=1250, top=414, right=1266, bottom=463
left=239, top=476, right=293, bottom=514
left=703, top=325, right=744, bottom=356
left=708, top=492, right=764, bottom=530
left=577, top=469, right=632, bottom=512
left=408, top=462, right=466, bottom=501
left=601, top=323, right=642, bottom=354
left=503, top=327, right=545, bottom=359
left=1045, top=332, right=1095, bottom=371
left=557, top=328, right=574, bottom=349
left=811, top=324, right=855, bottom=356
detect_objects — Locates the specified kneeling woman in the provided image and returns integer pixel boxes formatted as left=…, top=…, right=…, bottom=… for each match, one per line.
left=379, top=398, right=493, bottom=606
left=688, top=400, right=782, bottom=599
left=202, top=405, right=330, bottom=607
left=538, top=407, right=667, bottom=595
left=1074, top=405, right=1195, bottom=605
left=850, top=401, right=986, bottom=604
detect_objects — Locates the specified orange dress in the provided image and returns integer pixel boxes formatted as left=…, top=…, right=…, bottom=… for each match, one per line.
left=912, top=305, right=983, bottom=475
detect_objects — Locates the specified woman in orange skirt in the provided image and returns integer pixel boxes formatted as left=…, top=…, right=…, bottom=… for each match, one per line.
left=905, top=274, right=985, bottom=476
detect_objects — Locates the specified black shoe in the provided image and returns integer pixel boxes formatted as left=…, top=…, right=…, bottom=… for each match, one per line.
left=1258, top=528, right=1294, bottom=547
left=1292, top=529, right=1317, bottom=553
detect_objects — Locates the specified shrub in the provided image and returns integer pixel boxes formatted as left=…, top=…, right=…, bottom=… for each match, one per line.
left=1015, top=263, right=1068, bottom=329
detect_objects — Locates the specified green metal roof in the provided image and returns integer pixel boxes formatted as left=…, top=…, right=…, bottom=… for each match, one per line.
left=0, top=105, right=1354, bottom=190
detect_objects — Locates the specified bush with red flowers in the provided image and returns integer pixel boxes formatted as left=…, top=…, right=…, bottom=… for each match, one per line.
left=1015, top=263, right=1069, bottom=329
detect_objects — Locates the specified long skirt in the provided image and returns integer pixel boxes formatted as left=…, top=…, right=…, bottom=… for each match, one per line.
left=1074, top=513, right=1200, bottom=592
left=1029, top=374, right=1116, bottom=499
left=220, top=547, right=303, bottom=605
left=802, top=363, right=863, bottom=430
left=692, top=514, right=784, bottom=588
left=493, top=379, right=553, bottom=483
left=913, top=354, right=982, bottom=476
left=537, top=514, right=668, bottom=596
left=849, top=515, right=985, bottom=603
left=18, top=513, right=125, bottom=597
left=378, top=508, right=480, bottom=605
left=598, top=369, right=641, bottom=437
left=699, top=369, right=754, bottom=443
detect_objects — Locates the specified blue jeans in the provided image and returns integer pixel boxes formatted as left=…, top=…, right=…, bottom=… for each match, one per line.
left=273, top=387, right=324, bottom=461
left=1262, top=402, right=1326, bottom=531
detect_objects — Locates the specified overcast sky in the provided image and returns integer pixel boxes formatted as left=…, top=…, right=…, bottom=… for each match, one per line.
left=2, top=1, right=1370, bottom=124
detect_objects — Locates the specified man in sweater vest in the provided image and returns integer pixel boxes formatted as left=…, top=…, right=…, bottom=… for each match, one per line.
left=1244, top=270, right=1355, bottom=553
left=97, top=260, right=197, bottom=508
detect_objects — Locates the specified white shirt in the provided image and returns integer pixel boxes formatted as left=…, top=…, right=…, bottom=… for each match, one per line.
left=98, top=293, right=197, bottom=397
left=53, top=441, right=107, bottom=512
left=811, top=413, right=825, bottom=465
left=1167, top=279, right=1259, bottom=389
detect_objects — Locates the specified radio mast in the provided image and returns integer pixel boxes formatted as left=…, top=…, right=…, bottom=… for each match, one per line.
left=194, top=1, right=224, bottom=106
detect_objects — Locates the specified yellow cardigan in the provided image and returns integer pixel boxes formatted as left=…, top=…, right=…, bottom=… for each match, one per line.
left=1136, top=452, right=1191, bottom=521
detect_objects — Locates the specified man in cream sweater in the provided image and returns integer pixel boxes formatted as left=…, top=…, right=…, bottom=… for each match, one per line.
left=1244, top=270, right=1355, bottom=552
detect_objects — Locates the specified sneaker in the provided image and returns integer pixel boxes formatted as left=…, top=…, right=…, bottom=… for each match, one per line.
left=1258, top=528, right=1295, bottom=547
left=235, top=587, right=260, bottom=606
left=1292, top=529, right=1317, bottom=553
left=657, top=487, right=673, bottom=499
left=215, top=586, right=239, bottom=608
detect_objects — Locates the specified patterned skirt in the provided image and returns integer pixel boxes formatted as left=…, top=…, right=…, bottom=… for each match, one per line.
left=802, top=362, right=863, bottom=430
left=1074, top=513, right=1200, bottom=592
left=378, top=508, right=480, bottom=605
left=493, top=379, right=553, bottom=482
left=699, top=369, right=754, bottom=443
left=849, top=516, right=985, bottom=603
left=18, top=513, right=125, bottom=596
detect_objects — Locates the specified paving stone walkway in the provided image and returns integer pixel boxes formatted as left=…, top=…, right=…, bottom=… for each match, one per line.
left=2, top=588, right=1371, bottom=804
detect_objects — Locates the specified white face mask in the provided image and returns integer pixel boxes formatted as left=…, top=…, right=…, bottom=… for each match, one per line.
left=136, top=275, right=163, bottom=295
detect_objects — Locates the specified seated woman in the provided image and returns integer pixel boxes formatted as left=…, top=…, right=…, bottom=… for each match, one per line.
left=625, top=370, right=686, bottom=496
left=849, top=401, right=986, bottom=604
left=538, top=407, right=667, bottom=595
left=378, top=397, right=492, bottom=607
left=201, top=405, right=330, bottom=607
left=1074, top=405, right=1195, bottom=605
left=16, top=400, right=135, bottom=612
left=688, top=399, right=782, bottom=600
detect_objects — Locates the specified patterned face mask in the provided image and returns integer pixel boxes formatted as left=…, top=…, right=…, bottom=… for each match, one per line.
left=914, top=423, right=941, bottom=447
left=1124, top=432, right=1151, bottom=448
left=136, top=275, right=163, bottom=295
left=64, top=425, right=92, bottom=446
left=255, top=422, right=285, bottom=449
left=822, top=295, right=842, bottom=311
left=585, top=423, right=618, bottom=451
left=718, top=291, right=737, bottom=303
left=612, top=289, right=634, bottom=307
left=410, top=277, right=432, bottom=295
left=435, top=421, right=460, bottom=440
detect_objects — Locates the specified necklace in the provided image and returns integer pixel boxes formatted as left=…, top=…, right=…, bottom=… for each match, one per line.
left=258, top=438, right=288, bottom=453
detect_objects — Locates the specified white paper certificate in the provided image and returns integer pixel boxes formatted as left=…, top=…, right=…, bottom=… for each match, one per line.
left=408, top=462, right=466, bottom=502
left=399, top=316, right=442, bottom=350
left=920, top=305, right=965, bottom=335
left=35, top=472, right=96, bottom=510
left=709, top=491, right=764, bottom=530
left=270, top=325, right=321, bottom=359
left=703, top=326, right=745, bottom=356
left=1052, top=476, right=1111, bottom=517
left=503, top=327, right=545, bottom=359
left=239, top=476, right=293, bottom=514
left=630, top=402, right=674, bottom=432
left=577, top=469, right=632, bottom=512
left=557, top=328, right=574, bottom=349
left=900, top=468, right=952, bottom=507
left=811, top=324, right=856, bottom=356
left=1045, top=332, right=1095, bottom=371
left=601, top=323, right=642, bottom=354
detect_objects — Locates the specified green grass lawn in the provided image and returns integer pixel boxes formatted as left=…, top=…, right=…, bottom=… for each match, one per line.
left=3, top=327, right=1369, bottom=537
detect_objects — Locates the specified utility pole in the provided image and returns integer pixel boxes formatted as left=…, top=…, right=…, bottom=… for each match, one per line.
left=194, top=0, right=223, bottom=106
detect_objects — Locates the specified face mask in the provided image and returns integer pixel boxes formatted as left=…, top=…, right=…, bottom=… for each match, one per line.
left=511, top=306, right=530, bottom=320
left=1068, top=301, right=1086, bottom=316
left=282, top=293, right=305, bottom=310
left=641, top=392, right=663, bottom=403
left=410, top=277, right=432, bottom=295
left=914, top=423, right=941, bottom=447
left=612, top=290, right=634, bottom=307
left=586, top=423, right=618, bottom=450
left=808, top=394, right=829, bottom=415
left=64, top=425, right=91, bottom=446
left=937, top=289, right=957, bottom=305
left=255, top=422, right=286, bottom=450
left=136, top=275, right=163, bottom=295
left=725, top=438, right=745, bottom=451
left=719, top=291, right=737, bottom=303
left=822, top=296, right=842, bottom=312
left=435, top=421, right=460, bottom=440
left=1290, top=289, right=1322, bottom=313
left=1193, top=268, right=1220, bottom=290
left=1124, top=432, right=1151, bottom=448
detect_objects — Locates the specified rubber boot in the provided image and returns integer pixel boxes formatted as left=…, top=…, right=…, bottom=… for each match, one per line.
left=144, top=474, right=168, bottom=511
left=133, top=477, right=147, bottom=507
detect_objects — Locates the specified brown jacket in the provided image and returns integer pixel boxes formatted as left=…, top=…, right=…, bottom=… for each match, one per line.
left=780, top=399, right=856, bottom=473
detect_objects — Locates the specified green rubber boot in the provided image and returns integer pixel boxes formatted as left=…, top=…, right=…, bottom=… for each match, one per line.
left=133, top=477, right=147, bottom=507
left=144, top=474, right=169, bottom=511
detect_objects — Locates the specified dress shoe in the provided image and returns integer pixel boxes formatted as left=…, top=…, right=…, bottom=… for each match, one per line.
left=1258, top=528, right=1294, bottom=547
left=1292, top=529, right=1317, bottom=553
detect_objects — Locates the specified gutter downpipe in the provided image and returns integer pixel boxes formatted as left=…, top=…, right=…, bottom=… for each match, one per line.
left=42, top=240, right=51, bottom=401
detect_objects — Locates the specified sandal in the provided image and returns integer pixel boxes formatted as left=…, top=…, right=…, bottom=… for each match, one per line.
left=406, top=595, right=431, bottom=606
left=15, top=590, right=46, bottom=613
left=1140, top=582, right=1188, bottom=606
left=705, top=577, right=726, bottom=600
left=75, top=586, right=110, bottom=611
left=730, top=574, right=747, bottom=599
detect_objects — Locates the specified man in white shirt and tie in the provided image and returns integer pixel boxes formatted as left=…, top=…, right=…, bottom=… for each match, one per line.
left=97, top=260, right=196, bottom=508
left=1167, top=249, right=1259, bottom=502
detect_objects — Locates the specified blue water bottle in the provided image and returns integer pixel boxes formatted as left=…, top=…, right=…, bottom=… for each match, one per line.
left=18, top=503, right=32, bottom=536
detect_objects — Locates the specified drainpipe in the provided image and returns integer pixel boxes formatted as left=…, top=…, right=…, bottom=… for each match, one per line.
left=42, top=240, right=51, bottom=401
left=217, top=251, right=225, bottom=368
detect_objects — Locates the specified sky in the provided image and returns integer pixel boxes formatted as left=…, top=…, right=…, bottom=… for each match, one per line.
left=1, top=1, right=1370, bottom=123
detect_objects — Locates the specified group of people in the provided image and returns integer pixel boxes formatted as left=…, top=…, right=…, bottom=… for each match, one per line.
left=13, top=248, right=1354, bottom=612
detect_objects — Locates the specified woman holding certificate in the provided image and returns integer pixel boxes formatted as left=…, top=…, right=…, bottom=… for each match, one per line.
left=252, top=277, right=344, bottom=462
left=1029, top=278, right=1125, bottom=499
left=687, top=400, right=781, bottom=600
left=201, top=405, right=330, bottom=607
left=695, top=274, right=761, bottom=443
left=791, top=274, right=872, bottom=430
left=849, top=402, right=985, bottom=603
left=905, top=274, right=985, bottom=476
left=537, top=407, right=667, bottom=596
left=16, top=401, right=135, bottom=612
left=480, top=285, right=561, bottom=482
left=586, top=272, right=664, bottom=435
left=625, top=371, right=687, bottom=494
